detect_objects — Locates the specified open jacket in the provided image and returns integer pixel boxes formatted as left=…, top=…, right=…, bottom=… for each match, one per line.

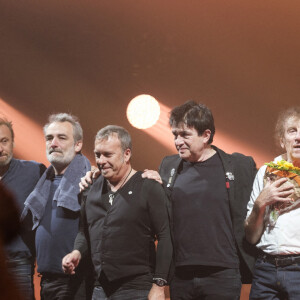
left=158, top=145, right=257, bottom=284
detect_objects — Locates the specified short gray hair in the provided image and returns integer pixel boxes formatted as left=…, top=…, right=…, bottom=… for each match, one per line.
left=95, top=125, right=132, bottom=152
left=43, top=113, right=83, bottom=142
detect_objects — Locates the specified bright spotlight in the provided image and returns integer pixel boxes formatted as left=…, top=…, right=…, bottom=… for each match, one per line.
left=127, top=94, right=160, bottom=129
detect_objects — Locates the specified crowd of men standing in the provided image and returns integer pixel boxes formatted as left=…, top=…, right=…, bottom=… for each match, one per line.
left=0, top=101, right=299, bottom=300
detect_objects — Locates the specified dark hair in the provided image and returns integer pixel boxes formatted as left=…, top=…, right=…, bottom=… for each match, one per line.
left=43, top=113, right=83, bottom=142
left=95, top=125, right=132, bottom=153
left=169, top=100, right=215, bottom=144
left=0, top=118, right=14, bottom=142
left=275, top=107, right=300, bottom=145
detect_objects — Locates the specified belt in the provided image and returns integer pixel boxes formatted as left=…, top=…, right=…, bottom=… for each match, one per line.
left=6, top=257, right=34, bottom=267
left=259, top=251, right=300, bottom=267
left=41, top=273, right=71, bottom=279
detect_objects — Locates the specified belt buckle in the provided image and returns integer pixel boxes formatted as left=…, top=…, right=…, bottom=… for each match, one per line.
left=275, top=256, right=292, bottom=267
left=274, top=257, right=280, bottom=267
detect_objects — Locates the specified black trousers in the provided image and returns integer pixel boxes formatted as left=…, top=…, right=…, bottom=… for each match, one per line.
left=6, top=257, right=35, bottom=300
left=40, top=273, right=91, bottom=300
left=170, top=266, right=241, bottom=300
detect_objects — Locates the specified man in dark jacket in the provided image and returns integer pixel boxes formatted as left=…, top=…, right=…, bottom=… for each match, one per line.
left=62, top=125, right=172, bottom=300
left=143, top=101, right=257, bottom=300
left=0, top=118, right=46, bottom=300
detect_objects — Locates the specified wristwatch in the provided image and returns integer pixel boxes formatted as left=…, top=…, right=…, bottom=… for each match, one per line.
left=153, top=278, right=167, bottom=287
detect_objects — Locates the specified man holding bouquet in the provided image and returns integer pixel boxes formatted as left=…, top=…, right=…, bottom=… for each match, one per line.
left=245, top=106, right=300, bottom=299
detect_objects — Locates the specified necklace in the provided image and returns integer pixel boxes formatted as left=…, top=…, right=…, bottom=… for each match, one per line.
left=108, top=167, right=132, bottom=205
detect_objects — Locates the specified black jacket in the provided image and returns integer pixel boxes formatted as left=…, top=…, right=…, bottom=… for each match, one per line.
left=158, top=146, right=257, bottom=284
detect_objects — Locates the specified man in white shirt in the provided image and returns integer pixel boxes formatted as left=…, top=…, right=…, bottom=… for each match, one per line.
left=245, top=106, right=300, bottom=300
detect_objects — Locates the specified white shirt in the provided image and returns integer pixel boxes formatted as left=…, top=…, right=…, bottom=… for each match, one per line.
left=246, top=154, right=300, bottom=255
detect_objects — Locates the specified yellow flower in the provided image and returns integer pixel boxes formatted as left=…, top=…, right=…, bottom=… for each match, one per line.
left=265, top=160, right=300, bottom=176
left=279, top=160, right=293, bottom=169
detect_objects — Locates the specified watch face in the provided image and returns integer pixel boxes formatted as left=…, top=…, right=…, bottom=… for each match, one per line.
left=154, top=279, right=166, bottom=287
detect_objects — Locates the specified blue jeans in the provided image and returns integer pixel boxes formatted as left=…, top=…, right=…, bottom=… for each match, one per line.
left=170, top=266, right=241, bottom=300
left=6, top=257, right=35, bottom=300
left=92, top=286, right=149, bottom=300
left=250, top=258, right=300, bottom=300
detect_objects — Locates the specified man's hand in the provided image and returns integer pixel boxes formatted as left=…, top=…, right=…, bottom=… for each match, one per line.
left=148, top=284, right=165, bottom=300
left=62, top=250, right=82, bottom=275
left=255, top=177, right=294, bottom=210
left=79, top=167, right=101, bottom=192
left=142, top=169, right=162, bottom=185
left=245, top=177, right=294, bottom=245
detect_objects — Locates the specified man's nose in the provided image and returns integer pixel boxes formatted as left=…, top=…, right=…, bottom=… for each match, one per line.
left=175, top=136, right=184, bottom=146
left=96, top=155, right=105, bottom=166
left=50, top=137, right=59, bottom=148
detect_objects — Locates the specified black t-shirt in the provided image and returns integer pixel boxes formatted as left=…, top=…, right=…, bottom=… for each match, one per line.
left=172, top=153, right=239, bottom=269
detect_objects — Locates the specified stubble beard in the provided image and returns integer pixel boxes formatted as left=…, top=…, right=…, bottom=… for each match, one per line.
left=47, top=149, right=76, bottom=170
left=0, top=152, right=13, bottom=167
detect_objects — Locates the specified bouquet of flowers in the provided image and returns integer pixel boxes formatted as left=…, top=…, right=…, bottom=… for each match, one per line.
left=263, top=160, right=300, bottom=225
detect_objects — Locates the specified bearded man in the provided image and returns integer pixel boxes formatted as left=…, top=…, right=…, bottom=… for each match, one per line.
left=0, top=118, right=45, bottom=300
left=23, top=113, right=92, bottom=300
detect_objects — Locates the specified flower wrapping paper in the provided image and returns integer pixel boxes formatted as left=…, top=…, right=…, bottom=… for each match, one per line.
left=263, top=166, right=300, bottom=224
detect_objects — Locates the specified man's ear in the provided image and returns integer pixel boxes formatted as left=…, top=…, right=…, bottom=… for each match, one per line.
left=75, top=140, right=83, bottom=153
left=280, top=138, right=285, bottom=149
left=202, top=129, right=211, bottom=144
left=123, top=148, right=131, bottom=163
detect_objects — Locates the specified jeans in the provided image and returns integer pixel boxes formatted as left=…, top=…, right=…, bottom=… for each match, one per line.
left=250, top=257, right=300, bottom=300
left=6, top=257, right=35, bottom=300
left=40, top=273, right=89, bottom=300
left=92, top=286, right=149, bottom=300
left=170, top=266, right=241, bottom=300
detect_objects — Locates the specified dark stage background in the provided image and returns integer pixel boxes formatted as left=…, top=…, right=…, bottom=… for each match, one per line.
left=0, top=1, right=299, bottom=299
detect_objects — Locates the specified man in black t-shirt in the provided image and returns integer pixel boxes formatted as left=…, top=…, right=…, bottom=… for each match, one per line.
left=62, top=125, right=172, bottom=300
left=143, top=101, right=257, bottom=300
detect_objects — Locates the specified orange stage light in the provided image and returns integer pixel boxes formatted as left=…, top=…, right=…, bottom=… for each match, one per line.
left=0, top=98, right=49, bottom=166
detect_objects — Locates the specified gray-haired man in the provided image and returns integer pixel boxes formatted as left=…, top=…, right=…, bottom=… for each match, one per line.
left=245, top=107, right=300, bottom=299
left=23, top=113, right=93, bottom=300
